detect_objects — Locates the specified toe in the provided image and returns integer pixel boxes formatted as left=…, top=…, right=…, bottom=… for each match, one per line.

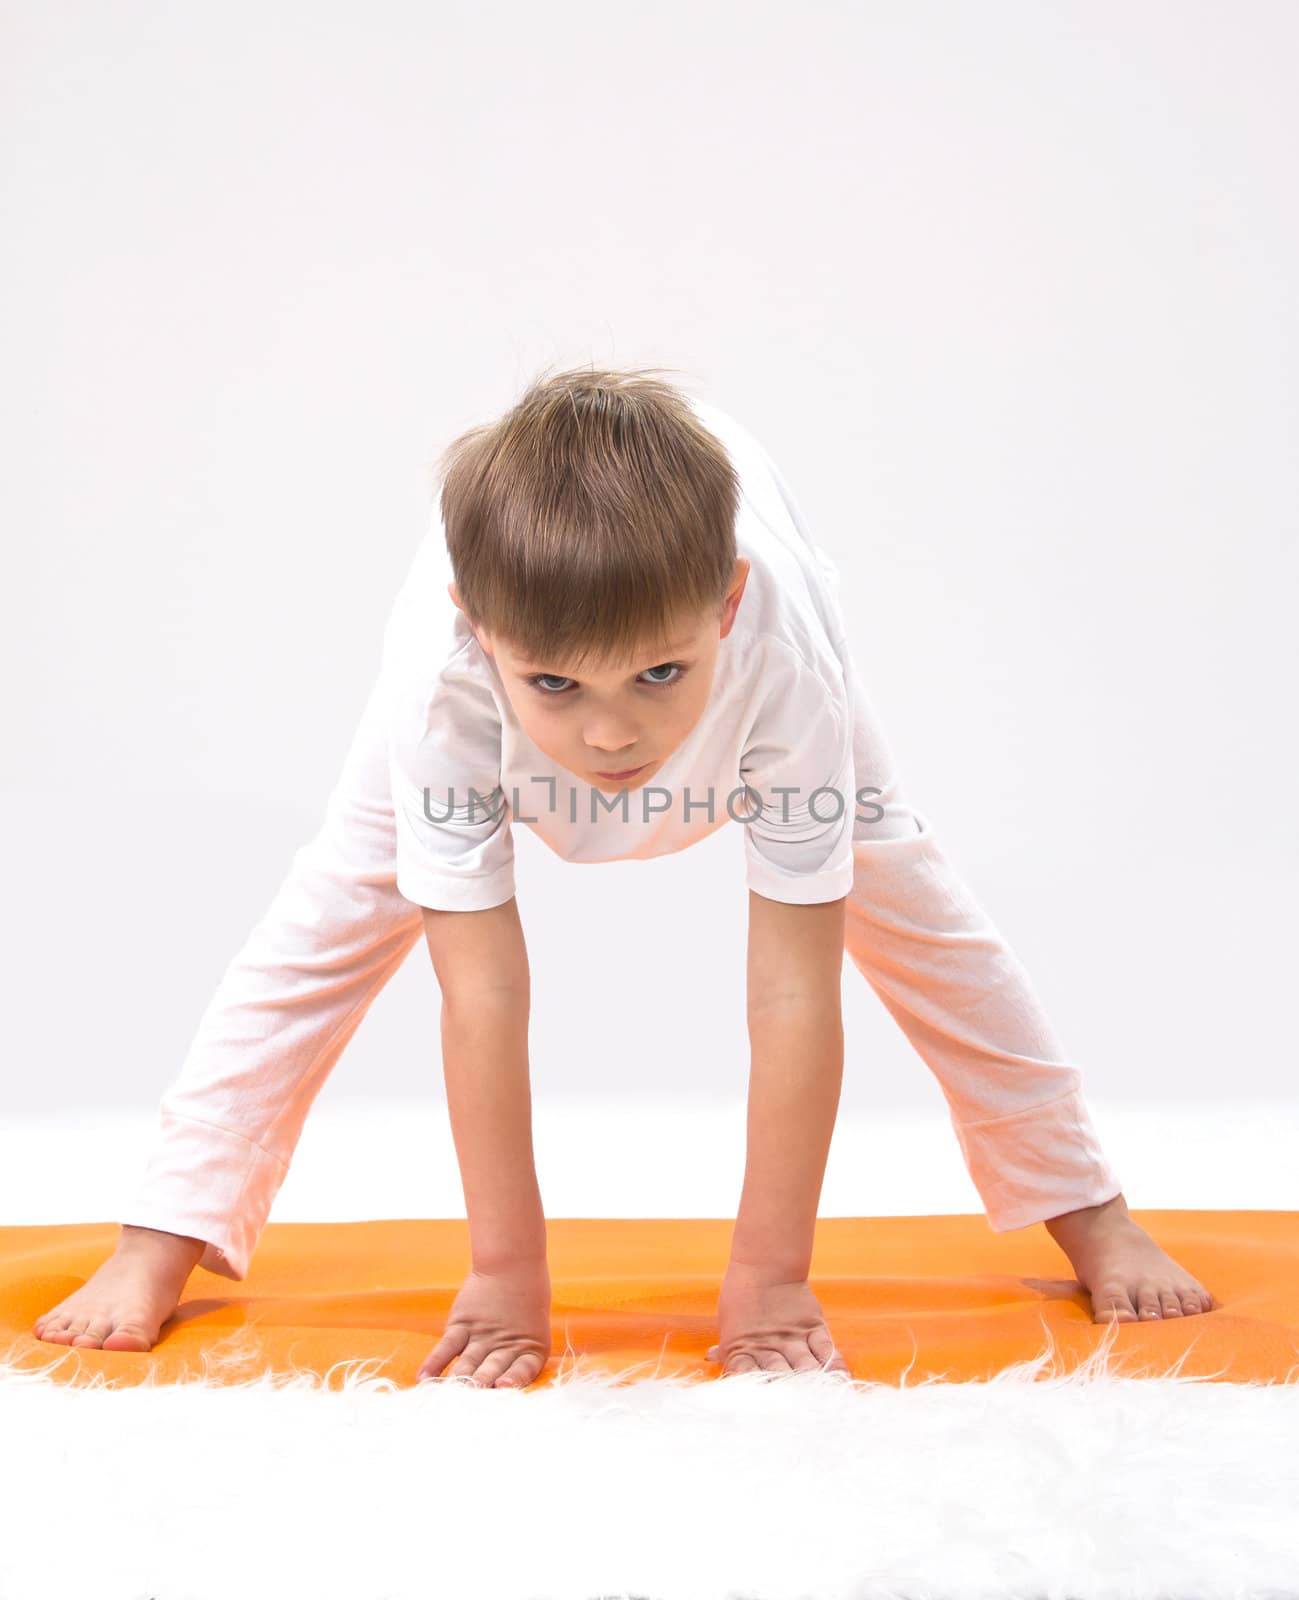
left=71, top=1317, right=114, bottom=1348
left=102, top=1322, right=154, bottom=1352
left=1092, top=1284, right=1139, bottom=1323
left=1159, top=1292, right=1184, bottom=1318
left=1135, top=1286, right=1164, bottom=1320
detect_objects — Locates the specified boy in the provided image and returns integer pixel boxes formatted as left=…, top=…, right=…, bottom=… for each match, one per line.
left=33, top=366, right=1214, bottom=1386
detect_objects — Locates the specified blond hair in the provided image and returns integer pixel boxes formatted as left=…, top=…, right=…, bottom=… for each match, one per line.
left=433, top=362, right=740, bottom=671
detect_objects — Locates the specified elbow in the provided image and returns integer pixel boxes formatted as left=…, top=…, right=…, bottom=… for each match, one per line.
left=747, top=985, right=842, bottom=1024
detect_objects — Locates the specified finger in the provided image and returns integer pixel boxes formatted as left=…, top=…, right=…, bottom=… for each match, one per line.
left=469, top=1348, right=534, bottom=1389
left=751, top=1350, right=791, bottom=1373
left=723, top=1353, right=760, bottom=1376
left=495, top=1353, right=545, bottom=1389
left=446, top=1347, right=494, bottom=1383
left=416, top=1325, right=472, bottom=1381
left=775, top=1339, right=820, bottom=1372
left=806, top=1327, right=840, bottom=1365
left=803, top=1344, right=851, bottom=1382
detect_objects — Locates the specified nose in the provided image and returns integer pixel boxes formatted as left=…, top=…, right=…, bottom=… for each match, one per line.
left=584, top=725, right=639, bottom=757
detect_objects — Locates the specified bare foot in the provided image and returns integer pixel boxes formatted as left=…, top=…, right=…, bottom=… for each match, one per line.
left=32, top=1224, right=208, bottom=1352
left=1044, top=1192, right=1216, bottom=1324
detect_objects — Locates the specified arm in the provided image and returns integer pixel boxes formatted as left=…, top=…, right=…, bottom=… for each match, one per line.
left=420, top=896, right=547, bottom=1274
left=727, top=889, right=847, bottom=1282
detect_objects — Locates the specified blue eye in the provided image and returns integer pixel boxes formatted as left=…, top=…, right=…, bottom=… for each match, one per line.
left=640, top=663, right=685, bottom=686
left=525, top=663, right=688, bottom=695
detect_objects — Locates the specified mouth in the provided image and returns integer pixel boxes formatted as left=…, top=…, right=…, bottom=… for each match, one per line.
left=592, top=763, right=647, bottom=781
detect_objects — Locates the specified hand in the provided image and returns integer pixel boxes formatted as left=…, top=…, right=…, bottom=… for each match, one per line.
left=708, top=1263, right=852, bottom=1379
left=416, top=1262, right=552, bottom=1389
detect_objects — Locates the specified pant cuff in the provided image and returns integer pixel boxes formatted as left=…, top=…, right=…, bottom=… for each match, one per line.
left=951, top=1087, right=1124, bottom=1232
left=117, top=1109, right=288, bottom=1281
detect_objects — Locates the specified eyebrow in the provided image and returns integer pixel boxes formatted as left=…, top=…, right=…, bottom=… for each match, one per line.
left=519, top=640, right=696, bottom=674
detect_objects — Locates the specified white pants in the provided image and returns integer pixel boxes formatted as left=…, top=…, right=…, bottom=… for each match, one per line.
left=120, top=650, right=1123, bottom=1281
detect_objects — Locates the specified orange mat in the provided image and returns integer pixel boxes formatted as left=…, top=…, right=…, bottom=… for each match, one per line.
left=3, top=1212, right=1297, bottom=1390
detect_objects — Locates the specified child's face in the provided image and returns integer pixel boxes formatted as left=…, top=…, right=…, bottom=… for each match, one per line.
left=450, top=559, right=750, bottom=791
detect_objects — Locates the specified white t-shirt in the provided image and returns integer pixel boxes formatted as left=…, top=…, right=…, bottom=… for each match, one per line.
left=381, top=397, right=862, bottom=911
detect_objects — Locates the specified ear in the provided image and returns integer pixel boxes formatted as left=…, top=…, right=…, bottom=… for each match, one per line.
left=718, top=557, right=751, bottom=640
left=448, top=583, right=495, bottom=657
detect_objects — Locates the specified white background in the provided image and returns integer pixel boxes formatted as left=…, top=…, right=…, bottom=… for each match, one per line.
left=3, top=3, right=1296, bottom=1222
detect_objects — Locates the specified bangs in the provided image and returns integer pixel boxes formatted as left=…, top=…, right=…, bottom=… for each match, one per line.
left=435, top=364, right=739, bottom=669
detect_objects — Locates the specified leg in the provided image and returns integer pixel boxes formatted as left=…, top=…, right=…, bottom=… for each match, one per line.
left=841, top=656, right=1124, bottom=1231
left=117, top=666, right=424, bottom=1279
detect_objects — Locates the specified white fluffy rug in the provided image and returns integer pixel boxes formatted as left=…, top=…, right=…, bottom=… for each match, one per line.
left=4, top=1322, right=1297, bottom=1600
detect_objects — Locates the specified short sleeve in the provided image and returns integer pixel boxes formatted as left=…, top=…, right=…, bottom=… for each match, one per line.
left=385, top=645, right=516, bottom=912
left=738, top=636, right=856, bottom=905
left=750, top=437, right=852, bottom=656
